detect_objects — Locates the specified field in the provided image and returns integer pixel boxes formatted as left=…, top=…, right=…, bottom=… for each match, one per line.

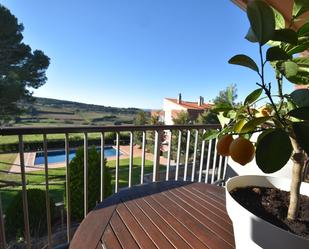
left=0, top=97, right=142, bottom=145
left=15, top=97, right=141, bottom=127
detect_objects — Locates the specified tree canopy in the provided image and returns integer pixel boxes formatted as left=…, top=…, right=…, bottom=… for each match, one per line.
left=213, top=84, right=238, bottom=105
left=0, top=4, right=50, bottom=123
left=172, top=111, right=191, bottom=124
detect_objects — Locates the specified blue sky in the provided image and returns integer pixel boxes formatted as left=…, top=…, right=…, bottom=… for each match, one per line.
left=1, top=0, right=293, bottom=109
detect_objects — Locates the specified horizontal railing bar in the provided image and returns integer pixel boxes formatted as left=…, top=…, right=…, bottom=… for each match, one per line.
left=0, top=124, right=220, bottom=136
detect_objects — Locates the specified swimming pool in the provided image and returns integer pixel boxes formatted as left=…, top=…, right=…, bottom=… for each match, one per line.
left=34, top=147, right=121, bottom=165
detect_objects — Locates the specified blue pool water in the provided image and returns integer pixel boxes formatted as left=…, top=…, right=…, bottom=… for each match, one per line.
left=34, top=147, right=121, bottom=165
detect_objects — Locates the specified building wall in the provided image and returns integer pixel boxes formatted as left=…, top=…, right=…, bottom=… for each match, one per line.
left=163, top=99, right=187, bottom=125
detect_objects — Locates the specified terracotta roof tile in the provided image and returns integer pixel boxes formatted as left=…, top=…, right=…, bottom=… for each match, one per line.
left=165, top=98, right=213, bottom=110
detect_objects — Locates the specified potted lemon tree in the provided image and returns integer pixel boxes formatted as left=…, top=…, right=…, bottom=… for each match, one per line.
left=205, top=0, right=309, bottom=248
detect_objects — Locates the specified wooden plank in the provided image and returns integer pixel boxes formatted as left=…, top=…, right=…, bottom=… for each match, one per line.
left=69, top=197, right=118, bottom=249
left=110, top=212, right=139, bottom=249
left=175, top=187, right=232, bottom=225
left=134, top=196, right=192, bottom=249
left=151, top=191, right=234, bottom=249
left=101, top=225, right=122, bottom=249
left=163, top=190, right=235, bottom=246
left=189, top=182, right=226, bottom=202
left=116, top=204, right=157, bottom=249
left=141, top=194, right=209, bottom=249
left=96, top=243, right=103, bottom=249
left=71, top=182, right=235, bottom=249
left=122, top=196, right=175, bottom=249
left=171, top=188, right=233, bottom=231
left=184, top=185, right=227, bottom=210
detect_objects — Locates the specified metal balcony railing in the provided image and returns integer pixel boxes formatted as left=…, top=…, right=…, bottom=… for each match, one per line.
left=0, top=124, right=227, bottom=249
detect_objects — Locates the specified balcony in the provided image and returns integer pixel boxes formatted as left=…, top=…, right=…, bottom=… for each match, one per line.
left=0, top=123, right=231, bottom=249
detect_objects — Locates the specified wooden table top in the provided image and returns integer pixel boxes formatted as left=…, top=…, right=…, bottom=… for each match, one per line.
left=69, top=181, right=235, bottom=249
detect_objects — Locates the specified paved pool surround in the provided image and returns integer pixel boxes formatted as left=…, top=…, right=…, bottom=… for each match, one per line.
left=10, top=145, right=170, bottom=173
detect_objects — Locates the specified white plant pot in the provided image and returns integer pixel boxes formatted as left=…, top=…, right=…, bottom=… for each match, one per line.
left=226, top=175, right=309, bottom=249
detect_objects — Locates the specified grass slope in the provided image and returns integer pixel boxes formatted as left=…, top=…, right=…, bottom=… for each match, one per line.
left=0, top=157, right=162, bottom=211
left=16, top=97, right=140, bottom=127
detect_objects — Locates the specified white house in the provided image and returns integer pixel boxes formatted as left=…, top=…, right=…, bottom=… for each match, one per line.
left=162, top=94, right=213, bottom=125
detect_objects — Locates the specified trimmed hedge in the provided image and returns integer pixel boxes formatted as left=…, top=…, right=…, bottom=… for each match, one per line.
left=68, top=146, right=112, bottom=221
left=0, top=132, right=130, bottom=153
left=5, top=189, right=56, bottom=239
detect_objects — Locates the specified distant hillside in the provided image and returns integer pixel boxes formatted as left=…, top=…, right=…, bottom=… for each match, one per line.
left=13, top=97, right=144, bottom=127
left=35, top=97, right=140, bottom=114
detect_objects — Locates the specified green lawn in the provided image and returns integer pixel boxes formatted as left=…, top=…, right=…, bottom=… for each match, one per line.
left=0, top=153, right=19, bottom=183
left=0, top=157, right=163, bottom=211
left=0, top=133, right=104, bottom=145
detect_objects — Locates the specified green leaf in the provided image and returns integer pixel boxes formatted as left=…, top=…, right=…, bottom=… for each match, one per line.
left=234, top=119, right=246, bottom=133
left=244, top=88, right=263, bottom=105
left=225, top=110, right=237, bottom=119
left=228, top=54, right=259, bottom=73
left=219, top=125, right=234, bottom=136
left=278, top=61, right=298, bottom=77
left=217, top=112, right=231, bottom=128
left=245, top=27, right=258, bottom=43
left=288, top=106, right=309, bottom=120
left=203, top=129, right=220, bottom=141
left=293, top=122, right=309, bottom=155
left=288, top=74, right=309, bottom=85
left=241, top=116, right=271, bottom=133
left=256, top=129, right=292, bottom=173
left=290, top=89, right=309, bottom=107
left=271, top=29, right=298, bottom=44
left=272, top=8, right=285, bottom=29
left=212, top=102, right=233, bottom=113
left=266, top=46, right=292, bottom=61
left=294, top=57, right=309, bottom=69
left=293, top=0, right=309, bottom=18
left=298, top=22, right=309, bottom=37
left=287, top=42, right=309, bottom=55
left=247, top=0, right=275, bottom=45
left=281, top=57, right=309, bottom=85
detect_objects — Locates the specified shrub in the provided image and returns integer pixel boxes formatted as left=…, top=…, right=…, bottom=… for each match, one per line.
left=5, top=189, right=55, bottom=239
left=68, top=146, right=112, bottom=221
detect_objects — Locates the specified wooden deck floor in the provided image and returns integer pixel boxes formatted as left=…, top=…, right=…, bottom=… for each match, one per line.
left=70, top=181, right=235, bottom=249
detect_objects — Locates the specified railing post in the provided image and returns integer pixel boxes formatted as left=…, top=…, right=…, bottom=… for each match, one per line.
left=175, top=130, right=182, bottom=181
left=84, top=132, right=88, bottom=217
left=100, top=132, right=105, bottom=202
left=18, top=135, right=31, bottom=249
left=65, top=133, right=72, bottom=242
left=191, top=129, right=199, bottom=182
left=217, top=155, right=223, bottom=182
left=222, top=156, right=229, bottom=182
left=0, top=193, right=6, bottom=249
left=153, top=130, right=161, bottom=182
left=115, top=132, right=120, bottom=193
left=129, top=132, right=134, bottom=187
left=140, top=131, right=146, bottom=184
left=211, top=138, right=218, bottom=184
left=43, top=134, right=52, bottom=248
left=184, top=130, right=191, bottom=181
left=205, top=138, right=213, bottom=184
left=198, top=129, right=206, bottom=182
left=166, top=130, right=172, bottom=181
